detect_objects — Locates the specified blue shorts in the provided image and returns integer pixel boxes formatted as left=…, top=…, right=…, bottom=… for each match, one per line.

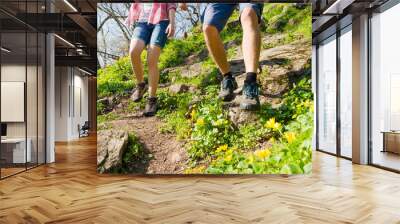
left=132, top=20, right=169, bottom=48
left=201, top=3, right=264, bottom=32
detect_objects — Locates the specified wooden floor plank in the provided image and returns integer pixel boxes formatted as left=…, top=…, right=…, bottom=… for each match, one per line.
left=0, top=135, right=399, bottom=223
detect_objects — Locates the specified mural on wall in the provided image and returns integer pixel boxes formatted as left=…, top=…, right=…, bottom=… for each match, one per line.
left=96, top=2, right=313, bottom=174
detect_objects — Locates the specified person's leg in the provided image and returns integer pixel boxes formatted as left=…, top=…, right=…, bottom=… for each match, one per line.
left=202, top=4, right=235, bottom=75
left=203, top=26, right=230, bottom=75
left=130, top=23, right=151, bottom=102
left=240, top=5, right=261, bottom=74
left=129, top=39, right=146, bottom=83
left=201, top=3, right=237, bottom=101
left=143, top=21, right=169, bottom=116
left=147, top=45, right=161, bottom=98
left=238, top=3, right=263, bottom=110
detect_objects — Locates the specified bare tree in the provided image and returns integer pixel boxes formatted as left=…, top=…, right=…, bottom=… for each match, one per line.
left=175, top=3, right=202, bottom=38
left=97, top=3, right=132, bottom=43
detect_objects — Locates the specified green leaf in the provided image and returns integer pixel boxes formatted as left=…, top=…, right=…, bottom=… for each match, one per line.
left=280, top=165, right=292, bottom=174
left=237, top=161, right=248, bottom=169
left=289, top=164, right=303, bottom=174
left=303, top=163, right=312, bottom=174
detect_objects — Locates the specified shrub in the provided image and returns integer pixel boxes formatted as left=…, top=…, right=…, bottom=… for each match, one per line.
left=188, top=99, right=235, bottom=161
left=206, top=109, right=313, bottom=174
left=97, top=57, right=134, bottom=98
left=111, top=133, right=151, bottom=174
left=258, top=77, right=313, bottom=125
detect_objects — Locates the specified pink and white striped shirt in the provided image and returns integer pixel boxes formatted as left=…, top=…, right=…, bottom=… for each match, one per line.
left=125, top=3, right=177, bottom=26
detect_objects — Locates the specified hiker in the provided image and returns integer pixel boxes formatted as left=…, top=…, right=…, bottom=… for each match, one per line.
left=201, top=3, right=264, bottom=110
left=126, top=3, right=177, bottom=116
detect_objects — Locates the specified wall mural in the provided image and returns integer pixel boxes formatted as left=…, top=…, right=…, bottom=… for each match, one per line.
left=96, top=2, right=313, bottom=174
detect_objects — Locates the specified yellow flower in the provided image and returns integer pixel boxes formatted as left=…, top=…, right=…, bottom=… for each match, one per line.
left=214, top=119, right=227, bottom=126
left=190, top=110, right=196, bottom=120
left=224, top=154, right=232, bottom=162
left=216, top=144, right=228, bottom=153
left=303, top=100, right=312, bottom=108
left=268, top=137, right=276, bottom=144
left=265, top=117, right=281, bottom=131
left=196, top=118, right=205, bottom=126
left=284, top=132, right=296, bottom=143
left=255, top=148, right=271, bottom=159
left=265, top=117, right=275, bottom=129
left=247, top=154, right=255, bottom=163
left=184, top=165, right=206, bottom=174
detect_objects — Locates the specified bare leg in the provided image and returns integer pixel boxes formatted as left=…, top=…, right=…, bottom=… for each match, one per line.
left=129, top=39, right=146, bottom=83
left=240, top=7, right=261, bottom=73
left=147, top=45, right=161, bottom=97
left=203, top=24, right=230, bottom=75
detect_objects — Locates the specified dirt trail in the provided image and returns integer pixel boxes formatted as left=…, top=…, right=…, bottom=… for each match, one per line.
left=109, top=115, right=188, bottom=174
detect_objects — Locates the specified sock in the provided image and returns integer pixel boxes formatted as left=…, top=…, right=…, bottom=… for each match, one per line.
left=223, top=72, right=233, bottom=79
left=245, top=72, right=257, bottom=83
left=148, top=96, right=157, bottom=101
left=138, top=82, right=146, bottom=88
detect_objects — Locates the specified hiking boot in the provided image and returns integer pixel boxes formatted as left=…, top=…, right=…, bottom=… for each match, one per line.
left=240, top=81, right=260, bottom=110
left=131, top=82, right=146, bottom=102
left=218, top=75, right=238, bottom=101
left=144, top=97, right=157, bottom=117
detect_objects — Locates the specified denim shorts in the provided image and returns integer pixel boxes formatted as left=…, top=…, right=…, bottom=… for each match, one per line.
left=201, top=3, right=264, bottom=32
left=132, top=20, right=169, bottom=48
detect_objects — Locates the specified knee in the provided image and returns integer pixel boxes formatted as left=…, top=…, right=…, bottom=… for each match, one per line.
left=129, top=43, right=143, bottom=58
left=147, top=49, right=159, bottom=68
left=129, top=47, right=141, bottom=58
left=241, top=8, right=257, bottom=28
left=202, top=24, right=218, bottom=37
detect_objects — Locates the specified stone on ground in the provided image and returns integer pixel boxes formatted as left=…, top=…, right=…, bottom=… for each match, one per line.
left=97, top=129, right=128, bottom=173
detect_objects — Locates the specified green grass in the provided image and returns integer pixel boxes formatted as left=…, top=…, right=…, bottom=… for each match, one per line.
left=97, top=57, right=134, bottom=98
left=97, top=112, right=120, bottom=125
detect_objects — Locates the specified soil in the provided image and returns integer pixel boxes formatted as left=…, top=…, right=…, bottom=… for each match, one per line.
left=108, top=114, right=188, bottom=174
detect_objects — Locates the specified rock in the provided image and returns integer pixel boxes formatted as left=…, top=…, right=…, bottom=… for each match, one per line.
left=169, top=152, right=182, bottom=163
left=108, top=95, right=120, bottom=106
left=116, top=103, right=123, bottom=109
left=184, top=49, right=208, bottom=65
left=225, top=39, right=240, bottom=49
left=230, top=60, right=246, bottom=77
left=97, top=96, right=120, bottom=114
left=169, top=83, right=189, bottom=94
left=228, top=99, right=259, bottom=126
left=188, top=85, right=198, bottom=93
left=97, top=98, right=108, bottom=106
left=97, top=129, right=129, bottom=173
left=180, top=62, right=203, bottom=78
left=234, top=73, right=246, bottom=94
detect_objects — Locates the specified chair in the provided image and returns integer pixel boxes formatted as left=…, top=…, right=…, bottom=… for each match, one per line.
left=79, top=121, right=90, bottom=138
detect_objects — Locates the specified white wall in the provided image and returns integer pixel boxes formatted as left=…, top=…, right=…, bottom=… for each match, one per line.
left=54, top=67, right=89, bottom=141
left=55, top=66, right=69, bottom=141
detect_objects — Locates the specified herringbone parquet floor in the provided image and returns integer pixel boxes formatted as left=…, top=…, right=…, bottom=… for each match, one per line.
left=0, top=135, right=400, bottom=224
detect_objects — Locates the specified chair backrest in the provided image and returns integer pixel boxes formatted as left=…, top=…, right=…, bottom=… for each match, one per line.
left=82, top=121, right=90, bottom=129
